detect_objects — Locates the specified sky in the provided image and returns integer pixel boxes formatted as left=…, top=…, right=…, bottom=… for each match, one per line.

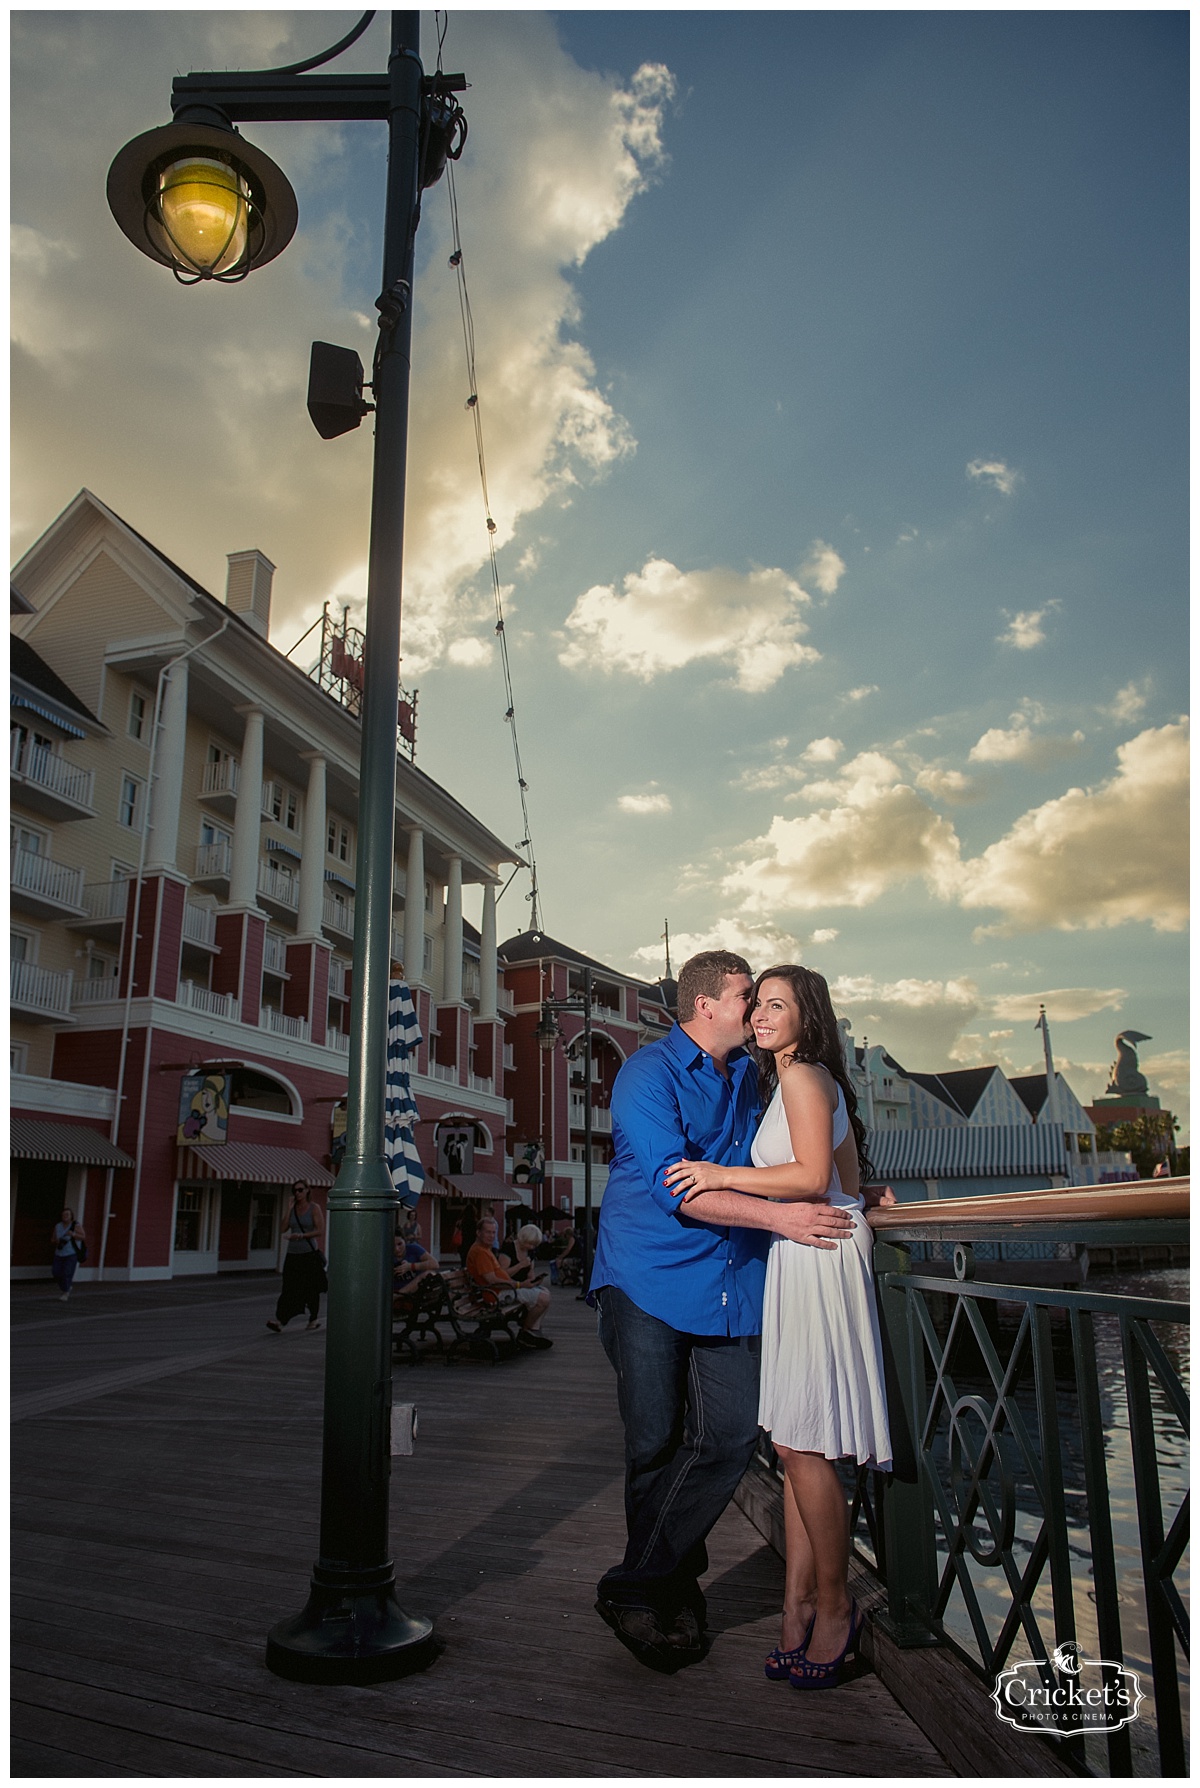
left=10, top=9, right=1189, bottom=1135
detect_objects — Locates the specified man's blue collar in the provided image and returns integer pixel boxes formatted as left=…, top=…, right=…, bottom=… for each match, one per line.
left=667, top=1022, right=753, bottom=1072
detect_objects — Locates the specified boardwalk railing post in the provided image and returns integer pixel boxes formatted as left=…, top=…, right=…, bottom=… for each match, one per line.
left=873, top=1237, right=939, bottom=1646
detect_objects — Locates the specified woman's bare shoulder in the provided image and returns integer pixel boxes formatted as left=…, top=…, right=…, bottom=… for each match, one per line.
left=779, top=1058, right=836, bottom=1101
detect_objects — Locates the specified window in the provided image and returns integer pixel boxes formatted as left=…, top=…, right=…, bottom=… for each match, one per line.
left=423, top=935, right=434, bottom=976
left=263, top=780, right=298, bottom=830
left=87, top=952, right=116, bottom=984
left=118, top=772, right=144, bottom=829
left=327, top=819, right=351, bottom=863
left=11, top=930, right=33, bottom=964
left=200, top=819, right=232, bottom=850
left=249, top=1194, right=277, bottom=1251
left=11, top=1042, right=28, bottom=1073
left=174, top=1188, right=204, bottom=1253
left=424, top=879, right=434, bottom=912
left=228, top=1065, right=294, bottom=1115
left=11, top=824, right=44, bottom=857
left=128, top=691, right=148, bottom=741
left=11, top=722, right=54, bottom=770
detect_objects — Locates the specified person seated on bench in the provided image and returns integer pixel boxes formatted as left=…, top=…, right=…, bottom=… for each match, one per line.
left=498, top=1222, right=550, bottom=1286
left=466, top=1215, right=553, bottom=1350
left=394, top=1223, right=439, bottom=1298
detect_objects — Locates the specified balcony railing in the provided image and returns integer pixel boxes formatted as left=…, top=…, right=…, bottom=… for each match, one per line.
left=260, top=1006, right=308, bottom=1042
left=258, top=860, right=299, bottom=910
left=323, top=893, right=355, bottom=936
left=10, top=736, right=95, bottom=810
left=81, top=879, right=130, bottom=924
left=177, top=980, right=238, bottom=1021
left=200, top=757, right=239, bottom=799
left=263, top=932, right=290, bottom=976
left=71, top=975, right=121, bottom=1006
left=741, top=1182, right=1189, bottom=1779
left=503, top=1045, right=515, bottom=1071
left=328, top=960, right=350, bottom=1000
left=11, top=958, right=73, bottom=1018
left=194, top=841, right=232, bottom=881
left=429, top=1060, right=458, bottom=1084
left=181, top=902, right=217, bottom=948
left=462, top=964, right=482, bottom=1002
left=570, top=1100, right=613, bottom=1134
left=469, top=1074, right=494, bottom=1095
left=326, top=1028, right=350, bottom=1053
left=496, top=987, right=515, bottom=1015
left=11, top=847, right=85, bottom=912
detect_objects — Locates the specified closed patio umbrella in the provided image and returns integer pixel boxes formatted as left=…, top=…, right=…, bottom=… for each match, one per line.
left=385, top=980, right=425, bottom=1210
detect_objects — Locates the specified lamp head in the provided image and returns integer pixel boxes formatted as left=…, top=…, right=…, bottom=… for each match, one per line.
left=535, top=1006, right=561, bottom=1053
left=107, top=111, right=297, bottom=283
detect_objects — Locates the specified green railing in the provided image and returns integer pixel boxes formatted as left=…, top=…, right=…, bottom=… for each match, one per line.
left=867, top=1182, right=1189, bottom=1777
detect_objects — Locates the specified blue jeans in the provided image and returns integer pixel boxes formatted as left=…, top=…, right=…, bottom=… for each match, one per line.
left=596, top=1284, right=761, bottom=1623
left=51, top=1253, right=78, bottom=1294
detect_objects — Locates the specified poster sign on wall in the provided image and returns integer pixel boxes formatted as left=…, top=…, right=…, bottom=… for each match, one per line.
left=177, top=1071, right=230, bottom=1145
left=436, top=1123, right=474, bottom=1177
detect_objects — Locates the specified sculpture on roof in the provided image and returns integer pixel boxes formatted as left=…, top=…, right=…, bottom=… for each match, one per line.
left=1105, top=1030, right=1152, bottom=1098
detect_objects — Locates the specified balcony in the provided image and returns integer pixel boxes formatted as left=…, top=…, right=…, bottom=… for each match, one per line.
left=182, top=903, right=217, bottom=949
left=469, top=1074, right=494, bottom=1095
left=328, top=959, right=350, bottom=1001
left=199, top=756, right=239, bottom=812
left=503, top=1045, right=515, bottom=1071
left=322, top=892, right=355, bottom=939
left=11, top=846, right=86, bottom=919
left=11, top=959, right=74, bottom=1023
left=66, top=879, right=130, bottom=936
left=260, top=1006, right=309, bottom=1043
left=257, top=859, right=299, bottom=915
left=71, top=974, right=122, bottom=1008
left=496, top=986, right=515, bottom=1015
left=570, top=1099, right=613, bottom=1134
left=262, top=932, right=290, bottom=977
left=194, top=841, right=233, bottom=885
left=10, top=735, right=95, bottom=821
left=462, top=963, right=482, bottom=1003
left=177, top=979, right=238, bottom=1021
left=429, top=1060, right=458, bottom=1084
left=326, top=1028, right=350, bottom=1054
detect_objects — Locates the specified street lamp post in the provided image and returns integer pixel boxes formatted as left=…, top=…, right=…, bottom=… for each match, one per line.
left=535, top=964, right=594, bottom=1288
left=107, top=11, right=465, bottom=1683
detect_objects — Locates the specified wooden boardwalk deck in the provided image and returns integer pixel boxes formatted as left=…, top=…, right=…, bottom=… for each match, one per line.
left=12, top=1276, right=952, bottom=1778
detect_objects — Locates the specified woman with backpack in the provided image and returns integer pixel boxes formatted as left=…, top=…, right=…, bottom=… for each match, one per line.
left=51, top=1207, right=86, bottom=1302
left=266, top=1181, right=326, bottom=1332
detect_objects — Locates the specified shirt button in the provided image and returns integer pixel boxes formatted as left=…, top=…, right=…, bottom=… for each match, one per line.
left=721, top=1293, right=728, bottom=1306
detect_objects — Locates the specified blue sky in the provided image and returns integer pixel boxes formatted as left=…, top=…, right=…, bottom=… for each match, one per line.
left=10, top=10, right=1188, bottom=1131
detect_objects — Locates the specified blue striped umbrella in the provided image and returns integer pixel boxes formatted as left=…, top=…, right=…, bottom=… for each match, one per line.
left=385, top=980, right=425, bottom=1209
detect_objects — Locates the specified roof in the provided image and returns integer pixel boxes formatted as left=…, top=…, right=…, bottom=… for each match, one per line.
left=1009, top=1074, right=1050, bottom=1120
left=177, top=1143, right=334, bottom=1186
left=11, top=1119, right=134, bottom=1168
left=867, top=1124, right=1068, bottom=1180
left=498, top=929, right=667, bottom=1000
left=905, top=1065, right=998, bottom=1119
left=424, top=1166, right=523, bottom=1204
left=10, top=635, right=103, bottom=729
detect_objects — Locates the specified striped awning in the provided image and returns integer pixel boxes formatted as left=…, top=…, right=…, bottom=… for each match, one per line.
left=866, top=1123, right=1068, bottom=1181
left=424, top=1166, right=524, bottom=1204
left=178, top=1143, right=334, bottom=1186
left=11, top=1119, right=134, bottom=1168
left=11, top=695, right=87, bottom=739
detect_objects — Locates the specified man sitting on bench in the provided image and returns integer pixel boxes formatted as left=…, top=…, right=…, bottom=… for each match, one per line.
left=466, top=1215, right=553, bottom=1350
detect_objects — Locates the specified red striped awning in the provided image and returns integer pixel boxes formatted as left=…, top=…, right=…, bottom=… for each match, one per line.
left=178, top=1143, right=334, bottom=1186
left=11, top=1119, right=134, bottom=1168
left=423, top=1166, right=523, bottom=1204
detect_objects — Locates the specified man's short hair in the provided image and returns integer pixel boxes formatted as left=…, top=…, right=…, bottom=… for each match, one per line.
left=676, top=950, right=753, bottom=1022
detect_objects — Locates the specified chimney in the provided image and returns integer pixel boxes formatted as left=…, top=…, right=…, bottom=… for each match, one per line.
left=224, top=550, right=275, bottom=638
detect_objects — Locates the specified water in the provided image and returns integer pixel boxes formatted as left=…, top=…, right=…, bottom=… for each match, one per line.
left=858, top=1268, right=1189, bottom=1776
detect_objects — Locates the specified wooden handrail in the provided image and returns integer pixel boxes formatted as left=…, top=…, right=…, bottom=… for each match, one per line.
left=867, top=1176, right=1188, bottom=1228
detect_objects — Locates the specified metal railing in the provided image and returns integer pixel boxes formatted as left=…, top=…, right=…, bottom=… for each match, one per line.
left=10, top=736, right=95, bottom=808
left=11, top=847, right=85, bottom=910
left=865, top=1183, right=1189, bottom=1777
left=182, top=902, right=217, bottom=947
left=11, top=958, right=73, bottom=1016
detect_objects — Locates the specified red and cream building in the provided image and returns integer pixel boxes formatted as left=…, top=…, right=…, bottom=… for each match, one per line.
left=10, top=491, right=521, bottom=1279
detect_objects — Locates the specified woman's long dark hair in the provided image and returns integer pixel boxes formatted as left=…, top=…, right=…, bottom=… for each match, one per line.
left=751, top=965, right=874, bottom=1186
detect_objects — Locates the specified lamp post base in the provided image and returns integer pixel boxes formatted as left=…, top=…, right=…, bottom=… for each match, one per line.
left=265, top=1562, right=437, bottom=1684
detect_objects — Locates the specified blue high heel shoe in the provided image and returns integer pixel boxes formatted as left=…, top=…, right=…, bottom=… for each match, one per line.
left=788, top=1601, right=864, bottom=1690
left=764, top=1612, right=816, bottom=1681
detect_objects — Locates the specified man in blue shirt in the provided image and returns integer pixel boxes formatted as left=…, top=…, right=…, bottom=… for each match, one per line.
left=590, top=951, right=856, bottom=1672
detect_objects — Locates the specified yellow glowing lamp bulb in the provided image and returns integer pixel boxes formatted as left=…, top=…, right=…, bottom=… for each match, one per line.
left=157, top=157, right=249, bottom=276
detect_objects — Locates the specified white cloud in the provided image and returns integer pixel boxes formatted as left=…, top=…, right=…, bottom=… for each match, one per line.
left=802, top=736, right=843, bottom=764
left=990, top=987, right=1127, bottom=1023
left=830, top=975, right=983, bottom=1064
left=810, top=928, right=839, bottom=945
left=559, top=558, right=820, bottom=692
left=841, top=684, right=879, bottom=703
left=446, top=637, right=494, bottom=668
left=800, top=540, right=846, bottom=596
left=722, top=752, right=963, bottom=913
left=630, top=917, right=802, bottom=976
left=618, top=791, right=671, bottom=815
left=997, top=604, right=1058, bottom=650
left=10, top=15, right=675, bottom=672
left=968, top=457, right=1021, bottom=496
left=1109, top=678, right=1151, bottom=723
left=959, top=720, right=1189, bottom=934
left=733, top=762, right=808, bottom=793
left=915, top=766, right=982, bottom=803
left=969, top=709, right=1086, bottom=768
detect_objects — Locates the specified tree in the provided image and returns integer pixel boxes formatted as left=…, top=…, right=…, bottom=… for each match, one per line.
left=1095, top=1112, right=1179, bottom=1179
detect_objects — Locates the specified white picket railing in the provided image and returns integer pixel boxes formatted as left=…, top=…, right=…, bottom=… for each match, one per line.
left=200, top=757, right=239, bottom=798
left=260, top=1006, right=309, bottom=1042
left=82, top=880, right=130, bottom=923
left=182, top=903, right=217, bottom=947
left=12, top=958, right=73, bottom=1016
left=177, top=980, right=239, bottom=1020
left=195, top=841, right=233, bottom=880
left=11, top=847, right=85, bottom=910
left=11, top=736, right=95, bottom=808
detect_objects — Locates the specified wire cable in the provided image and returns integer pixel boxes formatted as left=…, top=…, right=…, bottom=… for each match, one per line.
left=439, top=44, right=543, bottom=931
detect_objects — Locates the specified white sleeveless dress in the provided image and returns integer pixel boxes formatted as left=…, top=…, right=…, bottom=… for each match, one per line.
left=755, top=1081, right=892, bottom=1468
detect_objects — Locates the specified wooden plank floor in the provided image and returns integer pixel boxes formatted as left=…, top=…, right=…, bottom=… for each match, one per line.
left=12, top=1275, right=951, bottom=1778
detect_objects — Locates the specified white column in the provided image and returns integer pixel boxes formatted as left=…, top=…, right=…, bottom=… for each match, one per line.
left=443, top=855, right=463, bottom=1003
left=229, top=706, right=264, bottom=908
left=146, top=657, right=188, bottom=872
left=297, top=753, right=326, bottom=936
left=403, top=826, right=424, bottom=985
left=478, top=881, right=498, bottom=1021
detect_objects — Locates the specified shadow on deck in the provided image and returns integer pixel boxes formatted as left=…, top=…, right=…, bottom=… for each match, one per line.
left=11, top=1278, right=951, bottom=1778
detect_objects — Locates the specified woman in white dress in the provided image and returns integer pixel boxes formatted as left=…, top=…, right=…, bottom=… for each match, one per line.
left=664, top=964, right=891, bottom=1690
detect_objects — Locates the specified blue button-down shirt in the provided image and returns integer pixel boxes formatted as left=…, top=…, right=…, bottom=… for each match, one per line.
left=590, top=1024, right=767, bottom=1336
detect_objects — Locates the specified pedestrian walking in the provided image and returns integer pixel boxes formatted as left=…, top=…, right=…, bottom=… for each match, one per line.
left=51, top=1207, right=86, bottom=1301
left=267, top=1181, right=326, bottom=1332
